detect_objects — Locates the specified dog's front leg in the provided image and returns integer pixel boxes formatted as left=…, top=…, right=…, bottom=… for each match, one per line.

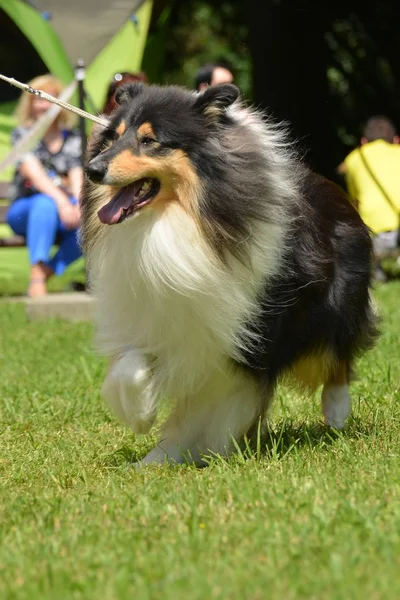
left=101, top=349, right=158, bottom=434
left=136, top=368, right=267, bottom=467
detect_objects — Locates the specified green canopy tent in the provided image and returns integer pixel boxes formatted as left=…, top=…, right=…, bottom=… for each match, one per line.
left=0, top=0, right=153, bottom=180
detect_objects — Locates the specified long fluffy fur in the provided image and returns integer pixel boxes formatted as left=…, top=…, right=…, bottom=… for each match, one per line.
left=81, top=83, right=378, bottom=465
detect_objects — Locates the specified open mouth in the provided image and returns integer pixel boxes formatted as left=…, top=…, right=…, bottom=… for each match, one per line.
left=97, top=178, right=160, bottom=225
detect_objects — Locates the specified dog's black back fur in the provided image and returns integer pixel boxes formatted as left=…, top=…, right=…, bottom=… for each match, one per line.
left=241, top=172, right=378, bottom=384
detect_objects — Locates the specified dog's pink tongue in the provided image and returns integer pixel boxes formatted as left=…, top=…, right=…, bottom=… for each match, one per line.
left=97, top=184, right=138, bottom=225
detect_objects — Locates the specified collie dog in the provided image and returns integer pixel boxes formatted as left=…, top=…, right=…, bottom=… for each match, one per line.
left=81, top=82, right=377, bottom=466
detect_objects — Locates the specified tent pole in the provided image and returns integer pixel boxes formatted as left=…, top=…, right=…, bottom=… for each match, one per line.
left=74, top=59, right=87, bottom=169
left=74, top=59, right=89, bottom=292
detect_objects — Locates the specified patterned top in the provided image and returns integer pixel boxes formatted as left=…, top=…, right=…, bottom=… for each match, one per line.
left=9, top=126, right=82, bottom=201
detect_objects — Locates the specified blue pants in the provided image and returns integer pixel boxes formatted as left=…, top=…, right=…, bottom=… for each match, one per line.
left=6, top=193, right=82, bottom=276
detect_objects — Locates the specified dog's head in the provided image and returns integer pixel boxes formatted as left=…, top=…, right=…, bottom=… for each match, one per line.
left=82, top=82, right=294, bottom=264
left=84, top=82, right=240, bottom=227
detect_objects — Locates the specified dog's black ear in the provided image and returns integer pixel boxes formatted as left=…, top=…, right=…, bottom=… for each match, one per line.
left=193, top=84, right=240, bottom=117
left=115, top=82, right=145, bottom=106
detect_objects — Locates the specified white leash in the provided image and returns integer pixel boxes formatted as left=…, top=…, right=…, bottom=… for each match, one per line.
left=0, top=73, right=108, bottom=128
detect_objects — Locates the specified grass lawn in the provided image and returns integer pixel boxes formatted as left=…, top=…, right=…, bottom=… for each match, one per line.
left=0, top=281, right=399, bottom=599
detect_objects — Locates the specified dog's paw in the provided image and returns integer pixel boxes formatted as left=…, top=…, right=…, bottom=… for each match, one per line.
left=102, top=351, right=157, bottom=434
left=133, top=441, right=192, bottom=467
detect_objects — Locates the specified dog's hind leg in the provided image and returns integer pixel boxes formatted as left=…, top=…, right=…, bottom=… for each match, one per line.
left=137, top=368, right=266, bottom=466
left=321, top=361, right=351, bottom=430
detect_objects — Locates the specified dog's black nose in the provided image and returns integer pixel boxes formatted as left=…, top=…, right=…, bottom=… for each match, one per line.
left=86, top=159, right=108, bottom=183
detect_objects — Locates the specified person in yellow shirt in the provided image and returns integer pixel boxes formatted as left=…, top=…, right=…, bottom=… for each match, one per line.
left=339, top=116, right=400, bottom=281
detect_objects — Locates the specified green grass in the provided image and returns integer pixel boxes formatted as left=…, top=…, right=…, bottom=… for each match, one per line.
left=0, top=283, right=399, bottom=599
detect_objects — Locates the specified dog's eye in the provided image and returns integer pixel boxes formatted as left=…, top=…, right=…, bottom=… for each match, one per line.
left=103, top=129, right=118, bottom=142
left=140, top=137, right=157, bottom=147
left=100, top=129, right=119, bottom=151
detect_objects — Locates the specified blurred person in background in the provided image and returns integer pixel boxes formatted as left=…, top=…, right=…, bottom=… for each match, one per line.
left=339, top=116, right=400, bottom=282
left=6, top=74, right=83, bottom=298
left=102, top=72, right=148, bottom=115
left=194, top=62, right=234, bottom=91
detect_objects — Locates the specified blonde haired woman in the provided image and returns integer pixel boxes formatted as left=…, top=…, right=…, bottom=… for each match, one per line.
left=6, top=74, right=83, bottom=297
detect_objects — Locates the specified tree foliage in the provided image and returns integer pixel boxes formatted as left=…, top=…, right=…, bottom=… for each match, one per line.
left=143, top=1, right=400, bottom=179
left=143, top=0, right=251, bottom=94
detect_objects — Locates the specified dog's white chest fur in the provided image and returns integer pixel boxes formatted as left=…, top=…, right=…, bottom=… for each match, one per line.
left=90, top=203, right=284, bottom=399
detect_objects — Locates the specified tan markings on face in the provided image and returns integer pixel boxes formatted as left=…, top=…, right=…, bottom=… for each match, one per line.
left=107, top=149, right=202, bottom=221
left=137, top=122, right=156, bottom=139
left=108, top=150, right=142, bottom=182
left=116, top=120, right=126, bottom=137
left=153, top=150, right=201, bottom=219
left=285, top=348, right=339, bottom=392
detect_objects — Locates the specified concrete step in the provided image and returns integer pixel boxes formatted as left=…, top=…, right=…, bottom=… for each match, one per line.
left=25, top=292, right=95, bottom=322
